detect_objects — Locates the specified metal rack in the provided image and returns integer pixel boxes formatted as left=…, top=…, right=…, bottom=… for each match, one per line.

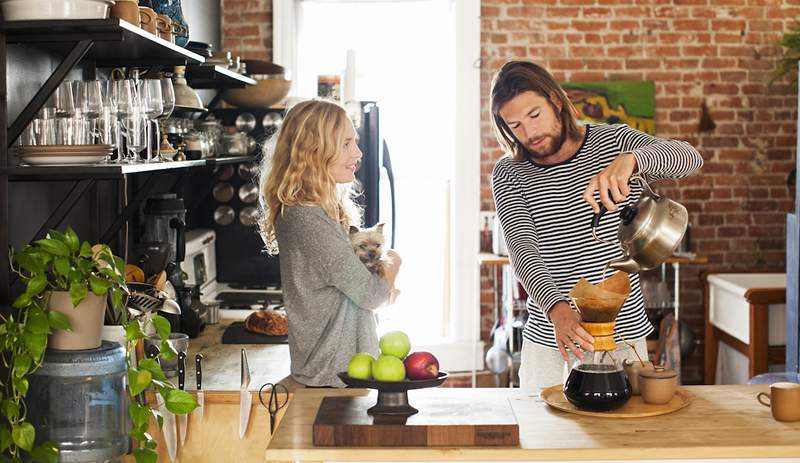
left=0, top=19, right=257, bottom=307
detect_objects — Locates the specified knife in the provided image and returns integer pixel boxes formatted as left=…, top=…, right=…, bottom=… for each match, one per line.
left=239, top=348, right=251, bottom=439
left=195, top=353, right=204, bottom=419
left=147, top=345, right=177, bottom=462
left=178, top=352, right=187, bottom=447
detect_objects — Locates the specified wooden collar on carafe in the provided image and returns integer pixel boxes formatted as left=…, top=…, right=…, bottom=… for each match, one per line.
left=580, top=321, right=617, bottom=352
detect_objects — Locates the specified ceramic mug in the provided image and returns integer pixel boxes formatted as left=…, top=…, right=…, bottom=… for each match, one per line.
left=139, top=7, right=158, bottom=35
left=156, top=14, right=173, bottom=42
left=110, top=0, right=139, bottom=25
left=757, top=382, right=800, bottom=422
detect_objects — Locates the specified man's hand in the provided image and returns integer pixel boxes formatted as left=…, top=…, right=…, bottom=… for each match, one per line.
left=582, top=152, right=637, bottom=213
left=549, top=301, right=594, bottom=361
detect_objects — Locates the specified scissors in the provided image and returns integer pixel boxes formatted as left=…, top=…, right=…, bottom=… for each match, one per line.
left=258, top=382, right=289, bottom=435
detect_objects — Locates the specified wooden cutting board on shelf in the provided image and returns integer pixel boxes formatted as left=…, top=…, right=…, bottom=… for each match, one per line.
left=312, top=393, right=519, bottom=447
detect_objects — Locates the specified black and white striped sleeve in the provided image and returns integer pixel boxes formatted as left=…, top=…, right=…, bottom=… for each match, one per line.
left=613, top=124, right=703, bottom=180
left=491, top=160, right=565, bottom=319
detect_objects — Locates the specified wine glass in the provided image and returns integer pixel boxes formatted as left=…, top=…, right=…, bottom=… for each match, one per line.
left=123, top=112, right=147, bottom=164
left=111, top=79, right=139, bottom=163
left=138, top=79, right=163, bottom=162
left=75, top=80, right=104, bottom=119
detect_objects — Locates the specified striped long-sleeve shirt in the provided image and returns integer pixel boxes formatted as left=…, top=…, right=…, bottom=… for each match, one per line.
left=491, top=123, right=703, bottom=349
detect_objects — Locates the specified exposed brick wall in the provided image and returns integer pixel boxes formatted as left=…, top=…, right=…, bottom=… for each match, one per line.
left=220, top=0, right=797, bottom=384
left=220, top=0, right=272, bottom=61
left=480, top=0, right=797, bottom=384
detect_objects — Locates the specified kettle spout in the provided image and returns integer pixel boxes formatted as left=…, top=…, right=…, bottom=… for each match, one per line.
left=607, top=257, right=641, bottom=274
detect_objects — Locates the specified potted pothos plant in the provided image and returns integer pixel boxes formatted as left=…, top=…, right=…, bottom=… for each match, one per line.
left=5, top=227, right=196, bottom=463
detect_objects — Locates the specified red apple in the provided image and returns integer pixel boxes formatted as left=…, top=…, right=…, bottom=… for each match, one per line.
left=403, top=351, right=439, bottom=380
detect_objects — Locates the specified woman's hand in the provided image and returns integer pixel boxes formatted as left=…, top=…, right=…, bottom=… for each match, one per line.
left=582, top=152, right=637, bottom=213
left=384, top=250, right=402, bottom=302
left=549, top=301, right=594, bottom=361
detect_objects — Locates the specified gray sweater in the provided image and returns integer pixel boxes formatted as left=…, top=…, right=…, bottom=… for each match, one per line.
left=275, top=205, right=390, bottom=387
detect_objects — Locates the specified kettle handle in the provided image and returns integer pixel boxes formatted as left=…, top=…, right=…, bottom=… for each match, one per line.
left=630, top=174, right=659, bottom=200
left=590, top=174, right=653, bottom=243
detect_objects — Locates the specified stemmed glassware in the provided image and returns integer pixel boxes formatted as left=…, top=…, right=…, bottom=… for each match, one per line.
left=157, top=77, right=176, bottom=161
left=138, top=78, right=163, bottom=162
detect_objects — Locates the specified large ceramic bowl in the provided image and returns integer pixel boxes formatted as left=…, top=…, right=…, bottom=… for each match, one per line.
left=337, top=371, right=449, bottom=416
left=1, top=0, right=114, bottom=20
left=222, top=77, right=292, bottom=109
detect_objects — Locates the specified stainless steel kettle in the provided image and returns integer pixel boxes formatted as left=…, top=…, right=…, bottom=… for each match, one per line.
left=591, top=175, right=688, bottom=273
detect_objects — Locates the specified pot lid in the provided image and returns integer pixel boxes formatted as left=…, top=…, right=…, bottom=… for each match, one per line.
left=639, top=366, right=677, bottom=379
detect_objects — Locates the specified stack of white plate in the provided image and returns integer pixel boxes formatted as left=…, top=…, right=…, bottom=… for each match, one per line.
left=1, top=0, right=115, bottom=21
left=16, top=144, right=112, bottom=165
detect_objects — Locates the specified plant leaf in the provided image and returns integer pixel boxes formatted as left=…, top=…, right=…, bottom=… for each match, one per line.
left=22, top=332, right=47, bottom=361
left=26, top=275, right=47, bottom=297
left=12, top=377, right=28, bottom=397
left=14, top=251, right=44, bottom=274
left=64, top=227, right=80, bottom=253
left=68, top=281, right=88, bottom=307
left=34, top=239, right=70, bottom=257
left=111, top=288, right=124, bottom=310
left=53, top=256, right=71, bottom=279
left=128, top=368, right=152, bottom=396
left=151, top=315, right=171, bottom=341
left=47, top=311, right=71, bottom=331
left=12, top=293, right=32, bottom=309
left=11, top=422, right=35, bottom=452
left=89, top=275, right=112, bottom=296
left=159, top=341, right=177, bottom=361
left=79, top=241, right=93, bottom=257
left=164, top=389, right=197, bottom=415
left=132, top=447, right=158, bottom=463
left=125, top=321, right=145, bottom=343
left=137, top=358, right=168, bottom=382
left=0, top=425, right=11, bottom=452
left=26, top=308, right=50, bottom=335
left=29, top=442, right=59, bottom=463
left=1, top=400, right=19, bottom=422
left=129, top=402, right=151, bottom=429
left=13, top=353, right=32, bottom=379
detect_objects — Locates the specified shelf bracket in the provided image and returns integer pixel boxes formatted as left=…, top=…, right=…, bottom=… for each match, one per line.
left=7, top=39, right=94, bottom=147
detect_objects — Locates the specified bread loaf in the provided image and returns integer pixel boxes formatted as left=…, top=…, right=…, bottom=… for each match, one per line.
left=244, top=309, right=288, bottom=336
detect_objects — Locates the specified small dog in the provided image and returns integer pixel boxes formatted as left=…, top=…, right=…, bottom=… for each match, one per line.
left=349, top=223, right=387, bottom=277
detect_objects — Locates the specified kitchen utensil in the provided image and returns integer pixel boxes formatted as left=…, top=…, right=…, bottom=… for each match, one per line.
left=213, top=206, right=235, bottom=226
left=540, top=384, right=692, bottom=418
left=222, top=77, right=292, bottom=109
left=239, top=207, right=259, bottom=227
left=258, top=382, right=288, bottom=435
left=172, top=66, right=204, bottom=111
left=156, top=14, right=173, bottom=42
left=337, top=371, right=449, bottom=416
left=177, top=352, right=188, bottom=446
left=757, top=382, right=800, bottom=422
left=212, top=183, right=234, bottom=202
left=144, top=333, right=188, bottom=376
left=262, top=112, right=283, bottom=130
left=195, top=353, right=204, bottom=418
left=639, top=366, right=678, bottom=405
left=239, top=348, right=252, bottom=439
left=139, top=6, right=158, bottom=34
left=146, top=345, right=177, bottom=462
left=110, top=0, right=139, bottom=24
left=237, top=162, right=258, bottom=180
left=2, top=0, right=114, bottom=20
left=591, top=174, right=688, bottom=273
left=237, top=184, right=258, bottom=204
left=623, top=359, right=654, bottom=395
left=235, top=112, right=257, bottom=133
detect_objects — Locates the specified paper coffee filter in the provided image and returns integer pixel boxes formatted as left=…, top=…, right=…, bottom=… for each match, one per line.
left=569, top=272, right=631, bottom=322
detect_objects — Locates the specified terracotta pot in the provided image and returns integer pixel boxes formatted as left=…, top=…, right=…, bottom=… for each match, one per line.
left=47, top=291, right=107, bottom=350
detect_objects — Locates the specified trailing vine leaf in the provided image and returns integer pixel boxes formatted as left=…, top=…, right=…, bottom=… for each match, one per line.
left=79, top=241, right=93, bottom=258
left=132, top=447, right=158, bottom=463
left=25, top=308, right=50, bottom=335
left=137, top=359, right=168, bottom=382
left=0, top=425, right=11, bottom=452
left=29, top=442, right=59, bottom=463
left=22, top=332, right=47, bottom=361
left=12, top=378, right=28, bottom=397
left=125, top=321, right=145, bottom=343
left=151, top=315, right=170, bottom=341
left=12, top=293, right=31, bottom=309
left=164, top=389, right=197, bottom=415
left=128, top=368, right=153, bottom=396
left=25, top=275, right=47, bottom=297
left=11, top=422, right=35, bottom=452
left=34, top=239, right=70, bottom=258
left=12, top=354, right=31, bottom=379
left=1, top=400, right=19, bottom=422
left=64, top=227, right=80, bottom=253
left=89, top=275, right=112, bottom=296
left=46, top=311, right=70, bottom=331
left=14, top=251, right=44, bottom=274
left=68, top=280, right=88, bottom=307
left=53, top=256, right=71, bottom=280
left=129, top=402, right=151, bottom=429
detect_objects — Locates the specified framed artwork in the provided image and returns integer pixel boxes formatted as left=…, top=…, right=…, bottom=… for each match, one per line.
left=562, top=81, right=656, bottom=135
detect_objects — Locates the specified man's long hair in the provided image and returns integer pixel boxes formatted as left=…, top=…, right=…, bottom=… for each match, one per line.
left=489, top=61, right=582, bottom=161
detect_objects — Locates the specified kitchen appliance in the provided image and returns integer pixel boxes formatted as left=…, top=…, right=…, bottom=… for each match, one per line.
left=564, top=273, right=632, bottom=412
left=591, top=175, right=688, bottom=273
left=27, top=342, right=129, bottom=462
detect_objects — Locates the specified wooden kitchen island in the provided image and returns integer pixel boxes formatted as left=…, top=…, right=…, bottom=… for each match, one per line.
left=265, top=385, right=800, bottom=462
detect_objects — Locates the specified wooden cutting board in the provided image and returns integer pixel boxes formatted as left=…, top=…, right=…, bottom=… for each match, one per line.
left=312, top=393, right=519, bottom=447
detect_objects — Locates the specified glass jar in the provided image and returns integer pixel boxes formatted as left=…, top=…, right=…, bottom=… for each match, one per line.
left=221, top=130, right=248, bottom=156
left=564, top=349, right=631, bottom=412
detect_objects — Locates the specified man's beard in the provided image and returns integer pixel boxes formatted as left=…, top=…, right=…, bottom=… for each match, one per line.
left=523, top=120, right=566, bottom=160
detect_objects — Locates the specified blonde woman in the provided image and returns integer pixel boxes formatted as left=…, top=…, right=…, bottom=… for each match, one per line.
left=259, top=100, right=402, bottom=388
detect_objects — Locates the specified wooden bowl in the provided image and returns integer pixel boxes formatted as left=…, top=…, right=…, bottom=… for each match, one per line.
left=222, top=78, right=291, bottom=109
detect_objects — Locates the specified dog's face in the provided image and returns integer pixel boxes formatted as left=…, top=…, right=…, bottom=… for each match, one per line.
left=349, top=223, right=385, bottom=263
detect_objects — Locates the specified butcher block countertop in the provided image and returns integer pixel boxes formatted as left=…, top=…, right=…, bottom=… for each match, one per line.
left=265, top=385, right=800, bottom=461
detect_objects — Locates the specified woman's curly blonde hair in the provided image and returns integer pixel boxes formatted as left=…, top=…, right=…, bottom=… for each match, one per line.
left=258, top=99, right=362, bottom=255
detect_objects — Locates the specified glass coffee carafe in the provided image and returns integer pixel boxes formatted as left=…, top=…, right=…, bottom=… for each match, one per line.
left=563, top=273, right=632, bottom=412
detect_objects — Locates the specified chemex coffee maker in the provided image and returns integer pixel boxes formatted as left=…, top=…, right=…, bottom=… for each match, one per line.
left=563, top=272, right=633, bottom=412
left=140, top=193, right=204, bottom=337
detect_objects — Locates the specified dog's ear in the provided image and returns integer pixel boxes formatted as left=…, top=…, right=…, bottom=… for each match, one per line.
left=376, top=223, right=385, bottom=233
left=349, top=226, right=359, bottom=235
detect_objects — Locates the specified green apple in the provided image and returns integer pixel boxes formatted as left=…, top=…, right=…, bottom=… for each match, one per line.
left=379, top=331, right=411, bottom=359
left=372, top=354, right=406, bottom=382
left=347, top=352, right=375, bottom=380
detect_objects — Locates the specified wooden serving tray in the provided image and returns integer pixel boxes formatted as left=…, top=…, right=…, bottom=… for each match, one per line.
left=540, top=385, right=692, bottom=418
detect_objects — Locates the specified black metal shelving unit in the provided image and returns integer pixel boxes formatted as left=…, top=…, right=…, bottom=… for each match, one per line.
left=0, top=19, right=256, bottom=306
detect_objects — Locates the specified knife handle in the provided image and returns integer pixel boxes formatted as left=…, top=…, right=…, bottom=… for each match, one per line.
left=195, top=353, right=203, bottom=391
left=178, top=352, right=186, bottom=390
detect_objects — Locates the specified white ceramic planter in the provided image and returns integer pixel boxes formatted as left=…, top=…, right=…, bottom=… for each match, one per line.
left=1, top=0, right=115, bottom=21
left=47, top=291, right=107, bottom=350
